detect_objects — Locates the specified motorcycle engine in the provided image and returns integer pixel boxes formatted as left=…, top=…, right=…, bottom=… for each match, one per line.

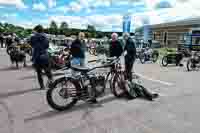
left=90, top=75, right=106, bottom=97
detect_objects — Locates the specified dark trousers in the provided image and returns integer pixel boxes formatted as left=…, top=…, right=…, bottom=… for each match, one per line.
left=125, top=56, right=135, bottom=81
left=0, top=40, right=3, bottom=48
left=34, top=63, right=52, bottom=88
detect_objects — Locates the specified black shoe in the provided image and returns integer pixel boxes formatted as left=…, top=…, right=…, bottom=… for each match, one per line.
left=152, top=93, right=159, bottom=99
left=147, top=93, right=159, bottom=101
left=87, top=98, right=98, bottom=104
left=179, top=64, right=183, bottom=67
left=40, top=86, right=45, bottom=90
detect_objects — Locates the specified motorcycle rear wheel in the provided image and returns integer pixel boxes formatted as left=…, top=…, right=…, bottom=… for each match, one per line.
left=187, top=59, right=196, bottom=71
left=111, top=73, right=127, bottom=98
left=139, top=54, right=146, bottom=64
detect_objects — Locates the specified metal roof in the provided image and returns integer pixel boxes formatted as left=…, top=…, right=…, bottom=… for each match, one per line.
left=150, top=17, right=200, bottom=29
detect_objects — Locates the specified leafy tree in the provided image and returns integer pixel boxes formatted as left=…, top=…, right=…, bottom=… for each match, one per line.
left=60, top=22, right=68, bottom=34
left=49, top=21, right=58, bottom=35
left=87, top=25, right=96, bottom=38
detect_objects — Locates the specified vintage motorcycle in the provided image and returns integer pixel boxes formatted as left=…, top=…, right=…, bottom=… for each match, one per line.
left=139, top=48, right=159, bottom=64
left=46, top=57, right=128, bottom=111
left=187, top=51, right=200, bottom=71
left=161, top=49, right=184, bottom=67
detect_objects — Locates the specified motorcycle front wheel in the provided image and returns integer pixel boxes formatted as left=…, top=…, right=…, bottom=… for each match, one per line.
left=46, top=77, right=78, bottom=111
left=187, top=59, right=196, bottom=71
left=6, top=46, right=13, bottom=55
left=152, top=53, right=159, bottom=63
left=139, top=54, right=146, bottom=64
left=111, top=73, right=127, bottom=98
left=162, top=56, right=168, bottom=67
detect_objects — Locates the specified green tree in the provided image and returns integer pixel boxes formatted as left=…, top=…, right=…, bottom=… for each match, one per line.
left=87, top=25, right=96, bottom=38
left=60, top=22, right=68, bottom=35
left=87, top=25, right=95, bottom=31
left=49, top=21, right=58, bottom=35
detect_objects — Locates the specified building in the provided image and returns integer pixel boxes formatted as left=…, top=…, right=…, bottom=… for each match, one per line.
left=137, top=17, right=200, bottom=47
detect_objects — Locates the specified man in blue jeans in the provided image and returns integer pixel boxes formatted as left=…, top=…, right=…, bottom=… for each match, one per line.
left=70, top=32, right=98, bottom=104
left=30, top=25, right=53, bottom=90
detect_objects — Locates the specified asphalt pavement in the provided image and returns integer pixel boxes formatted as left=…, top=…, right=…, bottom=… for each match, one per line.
left=1, top=48, right=200, bottom=133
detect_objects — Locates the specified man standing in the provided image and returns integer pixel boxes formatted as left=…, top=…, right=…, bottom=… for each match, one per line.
left=70, top=32, right=86, bottom=67
left=0, top=34, right=4, bottom=48
left=70, top=32, right=99, bottom=104
left=109, top=33, right=123, bottom=58
left=123, top=33, right=159, bottom=100
left=6, top=34, right=13, bottom=48
left=30, top=25, right=53, bottom=90
left=123, top=33, right=136, bottom=81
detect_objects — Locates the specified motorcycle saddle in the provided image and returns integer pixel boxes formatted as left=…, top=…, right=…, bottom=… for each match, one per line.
left=71, top=65, right=91, bottom=73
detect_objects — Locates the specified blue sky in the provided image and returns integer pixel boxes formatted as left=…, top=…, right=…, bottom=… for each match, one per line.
left=0, top=0, right=200, bottom=32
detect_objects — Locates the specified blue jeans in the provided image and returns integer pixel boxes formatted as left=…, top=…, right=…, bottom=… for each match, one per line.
left=71, top=58, right=85, bottom=67
left=71, top=58, right=85, bottom=77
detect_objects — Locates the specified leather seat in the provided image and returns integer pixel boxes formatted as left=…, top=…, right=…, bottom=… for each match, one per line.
left=71, top=65, right=91, bottom=72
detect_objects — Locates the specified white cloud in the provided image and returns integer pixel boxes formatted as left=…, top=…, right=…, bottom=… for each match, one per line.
left=126, top=0, right=200, bottom=27
left=48, top=0, right=56, bottom=8
left=48, top=15, right=88, bottom=29
left=93, top=0, right=111, bottom=7
left=0, top=0, right=27, bottom=8
left=69, top=2, right=82, bottom=12
left=56, top=0, right=112, bottom=13
left=33, top=2, right=47, bottom=11
left=55, top=6, right=70, bottom=13
left=48, top=14, right=123, bottom=31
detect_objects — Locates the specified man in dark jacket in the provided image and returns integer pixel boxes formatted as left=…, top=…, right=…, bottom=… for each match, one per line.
left=0, top=34, right=4, bottom=48
left=6, top=35, right=13, bottom=48
left=109, top=33, right=123, bottom=58
left=123, top=33, right=159, bottom=100
left=123, top=33, right=136, bottom=81
left=30, top=25, right=53, bottom=90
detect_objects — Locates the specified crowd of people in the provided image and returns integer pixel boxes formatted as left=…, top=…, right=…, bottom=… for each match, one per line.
left=0, top=33, right=20, bottom=48
left=29, top=25, right=158, bottom=104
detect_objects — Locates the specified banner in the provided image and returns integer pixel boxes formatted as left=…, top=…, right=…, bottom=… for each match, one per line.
left=123, top=15, right=131, bottom=33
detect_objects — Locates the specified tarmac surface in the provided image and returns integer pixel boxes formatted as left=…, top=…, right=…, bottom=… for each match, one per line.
left=0, top=48, right=200, bottom=133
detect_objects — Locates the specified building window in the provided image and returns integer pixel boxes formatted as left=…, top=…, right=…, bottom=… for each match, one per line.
left=153, top=33, right=156, bottom=40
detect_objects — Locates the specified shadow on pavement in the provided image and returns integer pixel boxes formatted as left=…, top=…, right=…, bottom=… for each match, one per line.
left=0, top=88, right=41, bottom=99
left=24, top=95, right=118, bottom=122
left=0, top=67, right=19, bottom=72
left=19, top=73, right=64, bottom=80
left=24, top=65, right=34, bottom=70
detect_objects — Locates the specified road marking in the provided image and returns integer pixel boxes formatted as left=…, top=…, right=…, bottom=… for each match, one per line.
left=135, top=73, right=174, bottom=86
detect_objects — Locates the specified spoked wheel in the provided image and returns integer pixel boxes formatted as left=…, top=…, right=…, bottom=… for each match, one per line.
left=27, top=48, right=32, bottom=56
left=111, top=73, right=127, bottom=98
left=162, top=56, right=168, bottom=67
left=139, top=54, right=146, bottom=64
left=46, top=77, right=78, bottom=111
left=6, top=47, right=13, bottom=55
left=152, top=54, right=159, bottom=63
left=187, top=59, right=196, bottom=71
